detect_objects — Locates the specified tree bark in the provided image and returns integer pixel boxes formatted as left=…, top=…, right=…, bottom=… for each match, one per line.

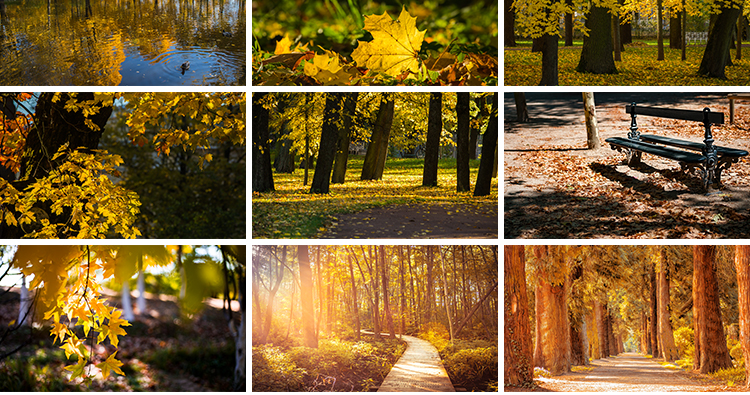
left=657, top=248, right=679, bottom=361
left=505, top=0, right=517, bottom=46
left=569, top=260, right=587, bottom=365
left=332, top=92, right=357, bottom=184
left=426, top=246, right=434, bottom=323
left=311, top=93, right=343, bottom=194
left=474, top=92, right=498, bottom=197
left=438, top=247, right=454, bottom=340
left=456, top=92, right=471, bottom=192
left=361, top=94, right=395, bottom=180
left=539, top=33, right=559, bottom=85
left=596, top=300, right=610, bottom=357
left=504, top=246, right=533, bottom=386
left=650, top=259, right=660, bottom=358
left=577, top=5, right=617, bottom=74
left=380, top=246, right=395, bottom=339
left=533, top=246, right=571, bottom=375
left=612, top=11, right=622, bottom=61
left=735, top=246, right=750, bottom=387
left=298, top=246, right=318, bottom=348
left=514, top=92, right=530, bottom=122
left=657, top=0, right=665, bottom=60
left=670, top=13, right=682, bottom=49
left=698, top=7, right=741, bottom=78
left=693, top=246, right=732, bottom=373
left=252, top=93, right=274, bottom=193
left=348, top=252, right=361, bottom=340
left=422, top=93, right=443, bottom=187
left=583, top=92, right=600, bottom=149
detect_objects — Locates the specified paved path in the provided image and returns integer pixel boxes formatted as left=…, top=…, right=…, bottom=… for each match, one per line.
left=536, top=353, right=724, bottom=391
left=362, top=331, right=455, bottom=392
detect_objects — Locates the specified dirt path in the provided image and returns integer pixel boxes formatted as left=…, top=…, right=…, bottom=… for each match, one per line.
left=534, top=353, right=726, bottom=392
left=504, top=92, right=750, bottom=239
left=319, top=202, right=497, bottom=239
left=362, top=331, right=454, bottom=392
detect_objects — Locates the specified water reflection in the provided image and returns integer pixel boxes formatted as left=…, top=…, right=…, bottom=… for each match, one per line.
left=0, top=0, right=246, bottom=86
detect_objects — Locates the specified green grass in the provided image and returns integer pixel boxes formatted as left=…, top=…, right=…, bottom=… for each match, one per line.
left=505, top=42, right=750, bottom=85
left=252, top=155, right=498, bottom=238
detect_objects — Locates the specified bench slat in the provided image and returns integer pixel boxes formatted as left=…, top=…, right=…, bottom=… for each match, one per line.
left=640, top=134, right=749, bottom=157
left=605, top=137, right=706, bottom=163
left=626, top=105, right=724, bottom=124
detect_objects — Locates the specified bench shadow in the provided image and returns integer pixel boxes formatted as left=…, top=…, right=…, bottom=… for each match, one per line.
left=505, top=147, right=589, bottom=153
left=588, top=162, right=686, bottom=200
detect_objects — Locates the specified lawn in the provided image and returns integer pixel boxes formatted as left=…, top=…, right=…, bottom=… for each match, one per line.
left=504, top=43, right=750, bottom=86
left=252, top=155, right=498, bottom=238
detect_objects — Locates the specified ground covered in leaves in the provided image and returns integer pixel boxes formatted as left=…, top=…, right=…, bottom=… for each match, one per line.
left=252, top=333, right=406, bottom=391
left=0, top=287, right=240, bottom=391
left=253, top=156, right=498, bottom=239
left=504, top=92, right=750, bottom=239
left=505, top=43, right=750, bottom=86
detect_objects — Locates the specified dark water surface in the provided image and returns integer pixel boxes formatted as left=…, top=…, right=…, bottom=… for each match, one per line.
left=0, top=0, right=246, bottom=86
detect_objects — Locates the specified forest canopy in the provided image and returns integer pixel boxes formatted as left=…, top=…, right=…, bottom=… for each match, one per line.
left=0, top=92, right=246, bottom=239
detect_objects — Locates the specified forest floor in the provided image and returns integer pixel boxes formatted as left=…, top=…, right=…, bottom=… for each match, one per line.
left=505, top=92, right=750, bottom=239
left=319, top=202, right=497, bottom=239
left=507, top=353, right=735, bottom=392
left=0, top=286, right=240, bottom=391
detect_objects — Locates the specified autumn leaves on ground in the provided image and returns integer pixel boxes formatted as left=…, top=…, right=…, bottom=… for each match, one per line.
left=252, top=245, right=499, bottom=391
left=505, top=92, right=750, bottom=239
left=505, top=245, right=750, bottom=392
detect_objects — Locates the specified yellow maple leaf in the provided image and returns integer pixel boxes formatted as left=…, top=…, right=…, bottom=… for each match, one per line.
left=303, top=51, right=355, bottom=85
left=351, top=8, right=426, bottom=76
left=97, top=351, right=125, bottom=379
left=274, top=33, right=294, bottom=54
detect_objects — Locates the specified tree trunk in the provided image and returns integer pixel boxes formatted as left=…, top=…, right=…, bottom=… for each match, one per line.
left=361, top=94, right=395, bottom=180
left=505, top=0, right=517, bottom=46
left=621, top=19, right=632, bottom=44
left=670, top=13, right=682, bottom=49
left=469, top=96, right=486, bottom=160
left=311, top=93, right=343, bottom=194
left=298, top=246, right=318, bottom=348
left=577, top=5, right=617, bottom=74
left=569, top=260, right=587, bottom=366
left=423, top=93, right=443, bottom=187
left=657, top=248, right=679, bottom=361
left=650, top=260, right=660, bottom=358
left=17, top=275, right=30, bottom=326
left=438, top=247, right=454, bottom=340
left=252, top=93, right=274, bottom=193
left=426, top=246, right=434, bottom=323
left=398, top=246, right=406, bottom=335
left=348, top=252, right=361, bottom=340
left=474, top=92, right=498, bottom=197
left=122, top=281, right=134, bottom=321
left=514, top=92, right=530, bottom=122
left=565, top=9, right=574, bottom=46
left=533, top=246, right=571, bottom=375
left=737, top=7, right=744, bottom=60
left=693, top=246, right=732, bottom=373
left=380, top=246, right=395, bottom=339
left=332, top=92, right=357, bottom=184
left=698, top=7, right=741, bottom=78
left=583, top=92, right=600, bottom=149
left=612, top=11, right=622, bottom=61
left=735, top=246, right=750, bottom=387
left=504, top=246, right=533, bottom=386
left=456, top=92, right=471, bottom=192
left=136, top=256, right=146, bottom=315
left=596, top=301, right=609, bottom=357
left=539, top=33, right=559, bottom=85
left=657, top=0, right=665, bottom=60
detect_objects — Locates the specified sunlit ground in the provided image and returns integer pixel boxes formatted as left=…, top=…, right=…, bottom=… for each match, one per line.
left=252, top=156, right=498, bottom=238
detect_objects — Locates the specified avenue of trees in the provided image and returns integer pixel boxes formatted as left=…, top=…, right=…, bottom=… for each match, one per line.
left=0, top=245, right=246, bottom=391
left=505, top=245, right=750, bottom=387
left=252, top=92, right=498, bottom=196
left=0, top=93, right=246, bottom=239
left=252, top=245, right=499, bottom=390
left=506, top=0, right=750, bottom=84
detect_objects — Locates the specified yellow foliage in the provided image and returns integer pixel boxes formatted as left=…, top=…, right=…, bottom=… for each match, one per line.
left=351, top=8, right=426, bottom=77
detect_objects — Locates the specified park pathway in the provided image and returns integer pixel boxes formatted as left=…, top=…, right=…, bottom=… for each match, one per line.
left=362, top=331, right=454, bottom=392
left=535, top=353, right=724, bottom=391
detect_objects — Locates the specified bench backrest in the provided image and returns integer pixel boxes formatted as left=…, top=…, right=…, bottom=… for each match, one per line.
left=626, top=104, right=724, bottom=125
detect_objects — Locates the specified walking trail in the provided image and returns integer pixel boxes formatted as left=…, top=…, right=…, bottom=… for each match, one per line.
left=534, top=353, right=726, bottom=392
left=362, top=331, right=455, bottom=392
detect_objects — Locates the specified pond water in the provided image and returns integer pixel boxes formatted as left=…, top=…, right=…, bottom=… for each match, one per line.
left=0, top=0, right=245, bottom=86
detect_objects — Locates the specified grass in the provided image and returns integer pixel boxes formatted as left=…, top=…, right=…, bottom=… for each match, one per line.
left=504, top=42, right=750, bottom=85
left=571, top=365, right=594, bottom=372
left=252, top=155, right=498, bottom=238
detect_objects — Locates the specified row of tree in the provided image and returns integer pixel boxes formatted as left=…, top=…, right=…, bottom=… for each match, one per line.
left=252, top=92, right=499, bottom=196
left=252, top=245, right=499, bottom=347
left=505, top=245, right=750, bottom=387
left=507, top=0, right=748, bottom=83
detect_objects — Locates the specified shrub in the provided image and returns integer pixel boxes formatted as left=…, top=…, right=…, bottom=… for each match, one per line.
left=251, top=345, right=305, bottom=391
left=443, top=346, right=498, bottom=389
left=673, top=326, right=694, bottom=359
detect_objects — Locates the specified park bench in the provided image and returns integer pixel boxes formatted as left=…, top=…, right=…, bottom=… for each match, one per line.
left=729, top=93, right=750, bottom=123
left=605, top=103, right=748, bottom=190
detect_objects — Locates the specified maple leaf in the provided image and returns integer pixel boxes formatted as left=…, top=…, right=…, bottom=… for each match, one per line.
left=50, top=321, right=68, bottom=344
left=351, top=8, right=426, bottom=77
left=64, top=356, right=87, bottom=381
left=303, top=51, right=356, bottom=85
left=97, top=351, right=125, bottom=379
left=102, top=309, right=131, bottom=348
